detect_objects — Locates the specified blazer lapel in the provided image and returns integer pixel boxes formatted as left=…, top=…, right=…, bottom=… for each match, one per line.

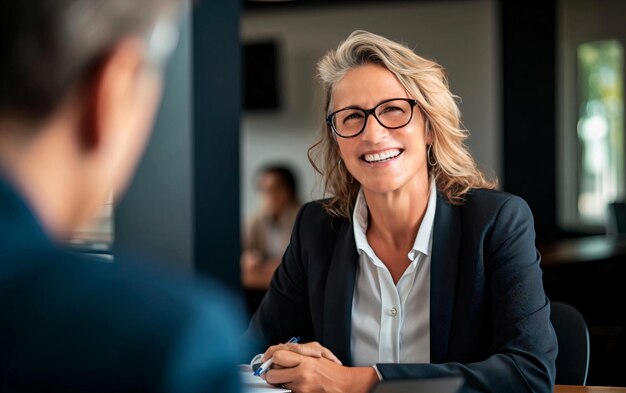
left=430, top=192, right=461, bottom=363
left=322, top=219, right=358, bottom=366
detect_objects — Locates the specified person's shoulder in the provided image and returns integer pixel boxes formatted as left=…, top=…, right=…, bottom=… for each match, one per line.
left=297, top=199, right=348, bottom=229
left=101, top=253, right=245, bottom=330
left=3, top=248, right=244, bottom=390
left=463, top=188, right=517, bottom=204
left=460, top=188, right=534, bottom=226
left=287, top=200, right=349, bottom=249
left=23, top=247, right=245, bottom=340
left=463, top=188, right=530, bottom=213
left=299, top=199, right=326, bottom=215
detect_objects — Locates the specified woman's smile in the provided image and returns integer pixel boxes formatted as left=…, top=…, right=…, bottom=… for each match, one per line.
left=361, top=148, right=404, bottom=165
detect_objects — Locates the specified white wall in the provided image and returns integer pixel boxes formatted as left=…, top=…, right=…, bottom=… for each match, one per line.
left=240, top=0, right=500, bottom=221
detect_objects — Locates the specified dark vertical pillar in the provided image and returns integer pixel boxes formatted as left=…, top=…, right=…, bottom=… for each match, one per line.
left=192, top=1, right=241, bottom=288
left=115, top=6, right=193, bottom=272
left=500, top=0, right=558, bottom=241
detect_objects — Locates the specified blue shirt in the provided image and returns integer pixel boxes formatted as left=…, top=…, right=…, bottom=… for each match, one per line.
left=0, top=177, right=244, bottom=392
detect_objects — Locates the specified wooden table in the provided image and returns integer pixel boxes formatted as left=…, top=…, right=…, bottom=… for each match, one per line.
left=555, top=385, right=626, bottom=393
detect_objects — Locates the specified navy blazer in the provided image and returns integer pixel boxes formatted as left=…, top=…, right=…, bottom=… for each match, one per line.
left=249, top=189, right=557, bottom=393
left=0, top=178, right=243, bottom=392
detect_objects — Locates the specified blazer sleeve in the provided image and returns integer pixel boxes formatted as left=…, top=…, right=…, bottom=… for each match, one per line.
left=376, top=196, right=558, bottom=393
left=245, top=203, right=316, bottom=351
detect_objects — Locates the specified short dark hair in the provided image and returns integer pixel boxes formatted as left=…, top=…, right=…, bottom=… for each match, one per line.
left=258, top=165, right=299, bottom=202
left=0, top=0, right=181, bottom=122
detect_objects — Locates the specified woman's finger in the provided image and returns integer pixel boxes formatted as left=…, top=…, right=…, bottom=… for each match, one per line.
left=271, top=349, right=303, bottom=368
left=262, top=344, right=286, bottom=362
left=263, top=353, right=302, bottom=385
left=298, top=341, right=342, bottom=364
left=320, top=346, right=342, bottom=365
left=263, top=342, right=320, bottom=361
left=262, top=341, right=343, bottom=364
left=288, top=342, right=322, bottom=358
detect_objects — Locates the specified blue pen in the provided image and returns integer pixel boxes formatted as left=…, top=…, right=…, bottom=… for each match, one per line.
left=253, top=336, right=300, bottom=377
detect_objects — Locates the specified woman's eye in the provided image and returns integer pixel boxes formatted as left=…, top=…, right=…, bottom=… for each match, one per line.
left=381, top=106, right=403, bottom=113
left=343, top=113, right=363, bottom=122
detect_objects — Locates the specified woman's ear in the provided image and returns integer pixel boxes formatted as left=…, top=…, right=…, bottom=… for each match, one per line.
left=424, top=116, right=434, bottom=145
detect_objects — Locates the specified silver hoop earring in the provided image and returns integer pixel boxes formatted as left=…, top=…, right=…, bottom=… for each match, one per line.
left=427, top=144, right=437, bottom=167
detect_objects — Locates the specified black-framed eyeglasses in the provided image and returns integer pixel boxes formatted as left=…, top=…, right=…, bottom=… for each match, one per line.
left=326, top=98, right=418, bottom=138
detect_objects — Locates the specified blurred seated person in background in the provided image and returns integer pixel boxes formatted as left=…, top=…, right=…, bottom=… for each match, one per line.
left=0, top=1, right=242, bottom=391
left=241, top=165, right=300, bottom=312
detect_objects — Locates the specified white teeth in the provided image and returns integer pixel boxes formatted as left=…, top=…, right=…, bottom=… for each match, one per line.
left=363, top=149, right=401, bottom=163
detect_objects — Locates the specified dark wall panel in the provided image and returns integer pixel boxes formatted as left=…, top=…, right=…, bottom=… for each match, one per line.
left=193, top=1, right=241, bottom=289
left=501, top=0, right=558, bottom=241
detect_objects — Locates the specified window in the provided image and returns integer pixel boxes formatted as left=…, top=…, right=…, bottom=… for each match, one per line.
left=575, top=40, right=624, bottom=227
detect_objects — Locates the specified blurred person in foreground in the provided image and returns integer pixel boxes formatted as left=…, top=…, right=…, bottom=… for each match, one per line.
left=247, top=31, right=557, bottom=393
left=241, top=165, right=300, bottom=313
left=0, top=1, right=242, bottom=391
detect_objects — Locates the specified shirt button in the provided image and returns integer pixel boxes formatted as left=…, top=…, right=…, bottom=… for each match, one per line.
left=390, top=307, right=398, bottom=317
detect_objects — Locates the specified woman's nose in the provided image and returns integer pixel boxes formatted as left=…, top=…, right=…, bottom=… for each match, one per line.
left=360, top=114, right=389, bottom=144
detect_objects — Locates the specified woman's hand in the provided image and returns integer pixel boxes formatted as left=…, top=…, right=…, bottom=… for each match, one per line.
left=262, top=341, right=342, bottom=365
left=263, top=350, right=378, bottom=393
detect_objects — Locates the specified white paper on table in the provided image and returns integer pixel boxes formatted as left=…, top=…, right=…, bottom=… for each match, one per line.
left=238, top=365, right=291, bottom=393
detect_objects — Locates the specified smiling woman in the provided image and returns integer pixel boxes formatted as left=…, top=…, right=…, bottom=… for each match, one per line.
left=247, top=30, right=557, bottom=393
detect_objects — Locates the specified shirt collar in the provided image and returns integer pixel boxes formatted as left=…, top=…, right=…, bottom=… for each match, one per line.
left=353, top=187, right=374, bottom=260
left=412, top=180, right=437, bottom=258
left=352, top=180, right=437, bottom=263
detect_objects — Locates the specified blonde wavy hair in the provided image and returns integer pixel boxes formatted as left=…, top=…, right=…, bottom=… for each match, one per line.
left=308, top=30, right=496, bottom=219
